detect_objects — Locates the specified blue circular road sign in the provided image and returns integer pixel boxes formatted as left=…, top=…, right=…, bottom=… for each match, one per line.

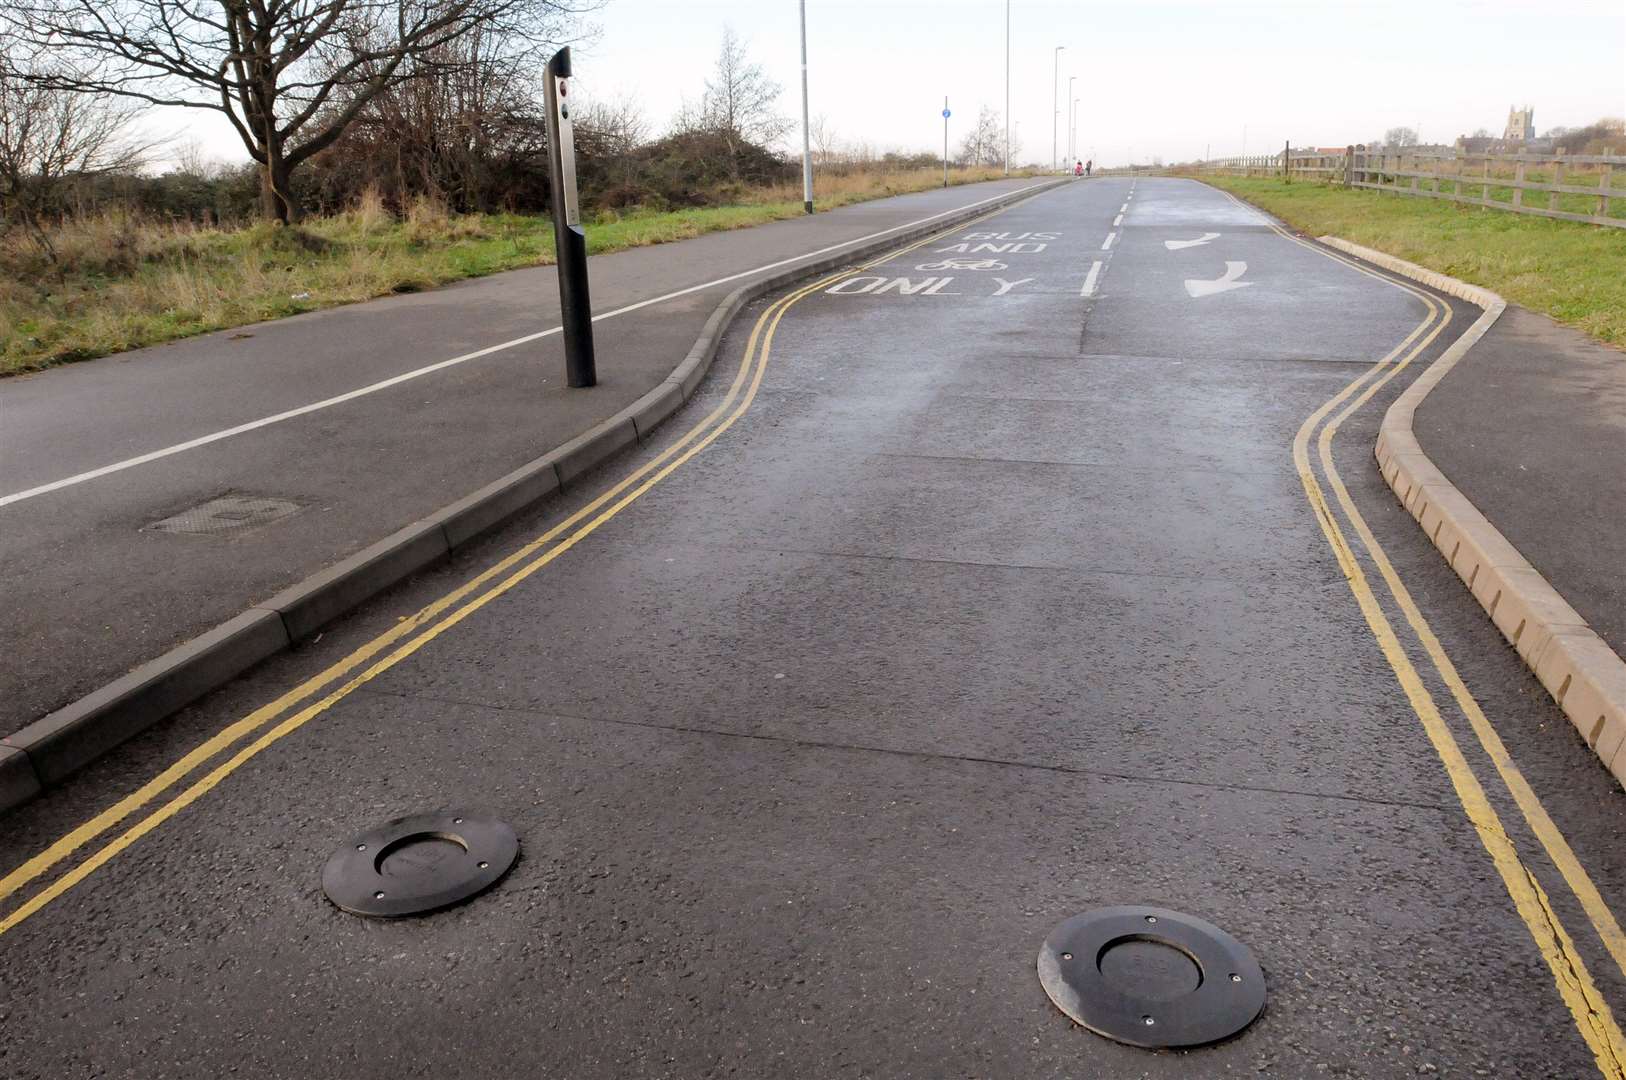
left=942, top=108, right=951, bottom=119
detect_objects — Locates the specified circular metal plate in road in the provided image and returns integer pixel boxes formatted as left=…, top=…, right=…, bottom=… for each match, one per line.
left=1037, top=906, right=1265, bottom=1049
left=321, top=813, right=518, bottom=918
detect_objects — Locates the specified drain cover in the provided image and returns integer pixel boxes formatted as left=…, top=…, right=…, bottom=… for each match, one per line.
left=147, top=494, right=303, bottom=536
left=1038, top=906, right=1265, bottom=1049
left=321, top=813, right=518, bottom=918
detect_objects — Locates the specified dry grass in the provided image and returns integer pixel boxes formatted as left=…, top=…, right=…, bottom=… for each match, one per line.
left=0, top=166, right=1031, bottom=376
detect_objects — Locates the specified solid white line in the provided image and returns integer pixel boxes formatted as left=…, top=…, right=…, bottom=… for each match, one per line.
left=1112, top=214, right=1123, bottom=227
left=1, top=183, right=1050, bottom=509
left=1101, top=233, right=1117, bottom=250
left=1081, top=261, right=1103, bottom=297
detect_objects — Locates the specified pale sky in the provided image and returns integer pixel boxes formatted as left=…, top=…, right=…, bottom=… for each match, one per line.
left=167, top=0, right=1626, bottom=170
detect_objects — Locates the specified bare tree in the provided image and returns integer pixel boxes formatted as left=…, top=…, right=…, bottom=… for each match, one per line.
left=699, top=26, right=786, bottom=170
left=0, top=0, right=592, bottom=222
left=0, top=49, right=151, bottom=255
left=172, top=138, right=226, bottom=180
left=574, top=92, right=649, bottom=158
left=956, top=105, right=1003, bottom=167
left=808, top=112, right=837, bottom=164
left=1384, top=126, right=1419, bottom=148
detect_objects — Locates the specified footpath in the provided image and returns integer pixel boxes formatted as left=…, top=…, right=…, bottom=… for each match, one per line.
left=0, top=177, right=1057, bottom=803
left=1350, top=248, right=1626, bottom=784
left=1413, top=305, right=1625, bottom=660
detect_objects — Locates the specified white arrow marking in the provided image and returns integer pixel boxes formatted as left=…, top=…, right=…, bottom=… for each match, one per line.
left=1184, top=261, right=1254, bottom=298
left=1164, top=232, right=1221, bottom=251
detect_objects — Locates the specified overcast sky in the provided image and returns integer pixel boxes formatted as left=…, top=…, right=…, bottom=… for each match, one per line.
left=171, top=0, right=1626, bottom=169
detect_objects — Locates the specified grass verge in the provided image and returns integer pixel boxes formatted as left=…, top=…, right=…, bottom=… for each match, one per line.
left=1, top=166, right=1026, bottom=377
left=1202, top=177, right=1626, bottom=347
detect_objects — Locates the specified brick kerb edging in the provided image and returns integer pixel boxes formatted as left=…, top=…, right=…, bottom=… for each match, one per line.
left=1320, top=236, right=1626, bottom=789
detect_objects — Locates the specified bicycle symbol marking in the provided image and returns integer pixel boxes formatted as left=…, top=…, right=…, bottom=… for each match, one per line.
left=913, top=258, right=1009, bottom=272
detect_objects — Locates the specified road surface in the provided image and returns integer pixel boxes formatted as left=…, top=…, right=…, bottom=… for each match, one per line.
left=0, top=177, right=1044, bottom=737
left=3, top=177, right=1625, bottom=1078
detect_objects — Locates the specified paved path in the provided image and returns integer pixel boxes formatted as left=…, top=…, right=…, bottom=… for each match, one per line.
left=1415, top=304, right=1626, bottom=656
left=3, top=178, right=1626, bottom=1078
left=0, top=178, right=1043, bottom=736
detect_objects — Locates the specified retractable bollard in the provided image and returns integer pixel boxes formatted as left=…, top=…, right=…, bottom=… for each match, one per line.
left=542, top=47, right=596, bottom=388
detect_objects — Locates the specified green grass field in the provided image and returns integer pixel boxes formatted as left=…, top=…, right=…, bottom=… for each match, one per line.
left=1203, top=177, right=1626, bottom=347
left=0, top=166, right=1023, bottom=377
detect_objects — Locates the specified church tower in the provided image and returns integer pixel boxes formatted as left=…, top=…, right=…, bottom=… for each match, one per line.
left=1504, top=105, right=1535, bottom=143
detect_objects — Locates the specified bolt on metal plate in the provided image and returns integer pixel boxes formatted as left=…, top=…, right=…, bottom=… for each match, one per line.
left=322, top=813, right=518, bottom=918
left=146, top=494, right=304, bottom=536
left=1037, top=906, right=1265, bottom=1049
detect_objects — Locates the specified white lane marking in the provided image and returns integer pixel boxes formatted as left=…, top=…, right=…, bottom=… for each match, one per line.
left=1081, top=261, right=1104, bottom=297
left=0, top=185, right=1050, bottom=509
left=1112, top=214, right=1123, bottom=227
left=991, top=277, right=1034, bottom=296
left=1101, top=233, right=1117, bottom=250
left=1119, top=203, right=1128, bottom=213
left=1184, top=261, right=1254, bottom=298
left=1164, top=232, right=1221, bottom=251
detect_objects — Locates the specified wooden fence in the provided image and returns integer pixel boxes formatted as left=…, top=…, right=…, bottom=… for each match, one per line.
left=1193, top=146, right=1626, bottom=229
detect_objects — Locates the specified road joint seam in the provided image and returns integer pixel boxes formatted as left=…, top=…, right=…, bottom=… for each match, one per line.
left=347, top=685, right=1463, bottom=815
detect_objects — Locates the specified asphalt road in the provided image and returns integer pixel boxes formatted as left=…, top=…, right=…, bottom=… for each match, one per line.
left=0, top=177, right=1044, bottom=735
left=3, top=177, right=1625, bottom=1078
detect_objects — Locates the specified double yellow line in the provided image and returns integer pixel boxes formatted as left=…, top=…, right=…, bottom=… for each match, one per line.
left=0, top=207, right=1002, bottom=938
left=1257, top=196, right=1626, bottom=1077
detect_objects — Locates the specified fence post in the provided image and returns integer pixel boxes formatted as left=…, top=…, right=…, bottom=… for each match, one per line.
left=1283, top=140, right=1291, bottom=183
left=1600, top=160, right=1613, bottom=221
left=1513, top=150, right=1526, bottom=208
left=1344, top=145, right=1354, bottom=188
left=1551, top=147, right=1564, bottom=211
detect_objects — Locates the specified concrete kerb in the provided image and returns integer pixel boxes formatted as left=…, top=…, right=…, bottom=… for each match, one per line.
left=0, top=179, right=1066, bottom=813
left=1321, top=236, right=1626, bottom=790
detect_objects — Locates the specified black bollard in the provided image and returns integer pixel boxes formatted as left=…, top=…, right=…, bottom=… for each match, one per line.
left=542, top=47, right=596, bottom=388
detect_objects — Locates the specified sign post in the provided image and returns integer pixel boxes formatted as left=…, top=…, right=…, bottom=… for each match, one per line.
left=542, top=46, right=596, bottom=388
left=942, top=99, right=951, bottom=188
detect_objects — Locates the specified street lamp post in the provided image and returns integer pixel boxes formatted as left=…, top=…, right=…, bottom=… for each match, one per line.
left=798, top=0, right=813, bottom=214
left=1066, top=76, right=1076, bottom=162
left=942, top=96, right=950, bottom=188
left=1052, top=46, right=1064, bottom=172
left=1003, top=0, right=1010, bottom=176
left=1072, top=97, right=1080, bottom=166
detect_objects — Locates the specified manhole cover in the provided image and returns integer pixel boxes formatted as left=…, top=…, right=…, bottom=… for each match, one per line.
left=321, top=812, right=518, bottom=917
left=146, top=494, right=304, bottom=536
left=1038, top=906, right=1265, bottom=1049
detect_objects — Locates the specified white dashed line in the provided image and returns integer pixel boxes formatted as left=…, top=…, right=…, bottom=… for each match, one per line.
left=1081, top=260, right=1104, bottom=297
left=1101, top=233, right=1117, bottom=250
left=1113, top=214, right=1123, bottom=227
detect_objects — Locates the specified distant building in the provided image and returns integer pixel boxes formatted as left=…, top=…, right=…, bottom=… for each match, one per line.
left=1504, top=105, right=1535, bottom=143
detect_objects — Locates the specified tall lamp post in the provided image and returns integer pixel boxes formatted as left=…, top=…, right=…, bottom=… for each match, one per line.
left=1052, top=45, right=1064, bottom=171
left=1072, top=96, right=1080, bottom=166
left=1066, top=76, right=1076, bottom=162
left=798, top=0, right=813, bottom=214
left=1003, top=0, right=1011, bottom=176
